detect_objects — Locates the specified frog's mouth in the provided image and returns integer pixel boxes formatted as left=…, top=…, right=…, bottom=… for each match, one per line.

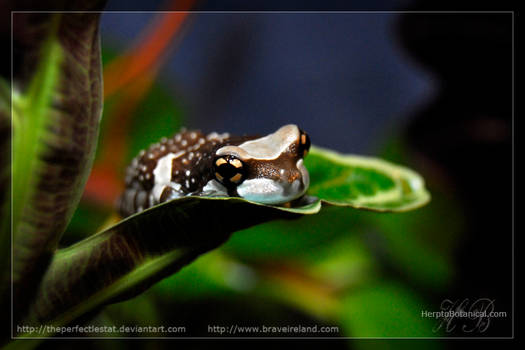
left=236, top=159, right=309, bottom=204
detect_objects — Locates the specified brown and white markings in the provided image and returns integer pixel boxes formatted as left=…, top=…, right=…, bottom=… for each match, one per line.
left=117, top=124, right=311, bottom=217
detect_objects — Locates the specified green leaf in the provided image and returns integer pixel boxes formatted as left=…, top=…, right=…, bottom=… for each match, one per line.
left=365, top=138, right=463, bottom=288
left=368, top=192, right=461, bottom=289
left=154, top=250, right=252, bottom=300
left=307, top=147, right=430, bottom=211
left=339, top=282, right=437, bottom=337
left=11, top=9, right=104, bottom=322
left=222, top=205, right=364, bottom=260
left=21, top=196, right=320, bottom=334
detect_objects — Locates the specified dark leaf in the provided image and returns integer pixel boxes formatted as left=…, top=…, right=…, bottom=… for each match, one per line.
left=11, top=4, right=105, bottom=323
left=22, top=196, right=319, bottom=332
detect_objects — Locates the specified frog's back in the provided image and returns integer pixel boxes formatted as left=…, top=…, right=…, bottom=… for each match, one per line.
left=117, top=129, right=255, bottom=217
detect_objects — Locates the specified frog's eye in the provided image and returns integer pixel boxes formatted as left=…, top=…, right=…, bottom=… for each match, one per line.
left=214, top=155, right=246, bottom=187
left=299, top=130, right=311, bottom=157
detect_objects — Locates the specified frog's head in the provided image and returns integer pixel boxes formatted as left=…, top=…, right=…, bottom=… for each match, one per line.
left=213, top=124, right=310, bottom=204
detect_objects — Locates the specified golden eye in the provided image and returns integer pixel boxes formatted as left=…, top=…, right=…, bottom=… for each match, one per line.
left=299, top=129, right=311, bottom=157
left=230, top=173, right=243, bottom=183
left=229, top=158, right=243, bottom=168
left=215, top=158, right=227, bottom=167
left=213, top=155, right=246, bottom=187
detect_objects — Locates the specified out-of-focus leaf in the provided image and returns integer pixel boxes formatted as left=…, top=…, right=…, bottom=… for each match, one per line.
left=223, top=205, right=363, bottom=260
left=368, top=192, right=461, bottom=289
left=307, top=147, right=430, bottom=211
left=304, top=235, right=376, bottom=290
left=11, top=6, right=105, bottom=322
left=21, top=196, right=319, bottom=335
left=60, top=203, right=113, bottom=245
left=127, top=83, right=183, bottom=163
left=155, top=250, right=252, bottom=300
left=366, top=138, right=463, bottom=288
left=102, top=289, right=161, bottom=334
left=339, top=282, right=437, bottom=337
